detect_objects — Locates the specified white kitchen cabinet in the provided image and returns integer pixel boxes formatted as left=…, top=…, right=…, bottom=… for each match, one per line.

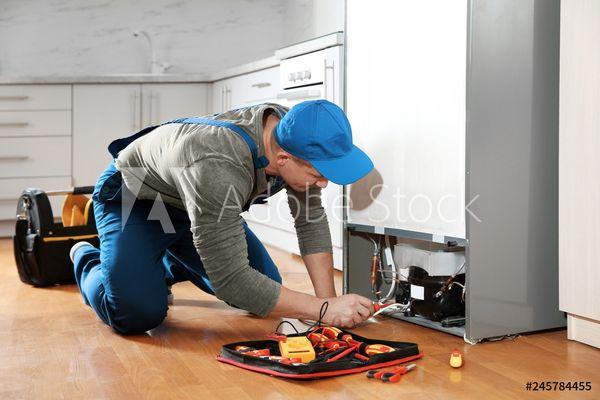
left=141, top=83, right=208, bottom=126
left=559, top=0, right=600, bottom=349
left=211, top=66, right=279, bottom=113
left=73, top=84, right=141, bottom=186
left=0, top=84, right=72, bottom=236
left=73, top=83, right=208, bottom=186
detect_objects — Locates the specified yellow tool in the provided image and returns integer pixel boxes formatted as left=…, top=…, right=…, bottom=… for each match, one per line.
left=449, top=349, right=463, bottom=368
left=278, top=336, right=315, bottom=363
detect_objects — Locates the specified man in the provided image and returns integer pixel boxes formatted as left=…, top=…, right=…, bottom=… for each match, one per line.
left=71, top=99, right=375, bottom=334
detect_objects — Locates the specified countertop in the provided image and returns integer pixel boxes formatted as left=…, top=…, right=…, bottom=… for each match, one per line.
left=0, top=56, right=279, bottom=85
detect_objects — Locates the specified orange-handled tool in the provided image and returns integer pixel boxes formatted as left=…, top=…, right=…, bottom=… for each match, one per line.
left=234, top=346, right=271, bottom=357
left=381, top=363, right=416, bottom=382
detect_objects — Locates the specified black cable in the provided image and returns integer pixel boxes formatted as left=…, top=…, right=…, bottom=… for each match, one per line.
left=274, top=320, right=300, bottom=335
left=304, top=301, right=329, bottom=334
left=272, top=301, right=329, bottom=337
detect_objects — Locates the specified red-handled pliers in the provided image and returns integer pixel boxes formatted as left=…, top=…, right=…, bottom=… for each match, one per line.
left=367, top=363, right=416, bottom=382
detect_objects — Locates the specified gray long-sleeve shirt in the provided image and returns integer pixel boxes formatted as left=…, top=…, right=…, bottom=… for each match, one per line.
left=114, top=103, right=333, bottom=316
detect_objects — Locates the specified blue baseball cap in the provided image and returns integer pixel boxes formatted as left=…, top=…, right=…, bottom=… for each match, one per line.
left=274, top=100, right=374, bottom=185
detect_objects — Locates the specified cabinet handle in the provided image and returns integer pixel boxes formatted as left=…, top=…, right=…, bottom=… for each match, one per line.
left=251, top=82, right=271, bottom=89
left=0, top=122, right=29, bottom=128
left=151, top=91, right=159, bottom=125
left=226, top=87, right=231, bottom=110
left=131, top=91, right=141, bottom=131
left=0, top=155, right=29, bottom=162
left=148, top=90, right=153, bottom=126
left=135, top=91, right=141, bottom=131
left=0, top=96, right=29, bottom=101
left=131, top=92, right=137, bottom=130
left=323, top=59, right=335, bottom=102
left=220, top=87, right=225, bottom=112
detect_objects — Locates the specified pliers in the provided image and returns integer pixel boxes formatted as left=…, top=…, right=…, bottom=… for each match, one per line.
left=366, top=363, right=416, bottom=382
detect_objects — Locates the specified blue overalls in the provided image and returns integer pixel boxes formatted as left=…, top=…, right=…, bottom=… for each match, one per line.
left=73, top=117, right=284, bottom=334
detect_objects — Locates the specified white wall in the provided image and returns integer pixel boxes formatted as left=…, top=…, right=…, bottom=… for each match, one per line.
left=283, top=0, right=345, bottom=45
left=0, top=0, right=344, bottom=76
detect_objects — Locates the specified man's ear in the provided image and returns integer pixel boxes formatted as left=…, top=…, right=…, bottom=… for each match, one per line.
left=276, top=150, right=292, bottom=167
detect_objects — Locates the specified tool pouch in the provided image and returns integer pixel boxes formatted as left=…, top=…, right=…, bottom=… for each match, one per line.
left=217, top=329, right=422, bottom=379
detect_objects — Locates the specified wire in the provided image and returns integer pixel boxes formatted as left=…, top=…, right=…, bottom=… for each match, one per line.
left=274, top=320, right=300, bottom=335
left=449, top=282, right=465, bottom=289
left=379, top=236, right=398, bottom=303
left=369, top=237, right=382, bottom=300
left=368, top=237, right=379, bottom=254
left=372, top=302, right=410, bottom=317
left=448, top=281, right=466, bottom=302
left=303, top=301, right=329, bottom=333
left=454, top=262, right=466, bottom=276
left=275, top=301, right=330, bottom=337
left=434, top=261, right=467, bottom=298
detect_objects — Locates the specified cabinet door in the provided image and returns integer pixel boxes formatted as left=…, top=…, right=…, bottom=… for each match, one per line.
left=73, top=84, right=141, bottom=186
left=142, top=83, right=209, bottom=125
left=227, top=67, right=280, bottom=109
left=211, top=80, right=228, bottom=114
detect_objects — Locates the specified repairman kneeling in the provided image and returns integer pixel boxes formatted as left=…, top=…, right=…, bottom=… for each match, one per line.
left=70, top=100, right=375, bottom=334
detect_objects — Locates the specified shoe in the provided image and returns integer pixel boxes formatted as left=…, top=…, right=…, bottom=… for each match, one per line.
left=167, top=286, right=174, bottom=305
left=69, top=241, right=94, bottom=263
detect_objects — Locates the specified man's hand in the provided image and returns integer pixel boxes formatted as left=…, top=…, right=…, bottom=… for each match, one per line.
left=269, top=288, right=373, bottom=328
left=322, top=294, right=373, bottom=328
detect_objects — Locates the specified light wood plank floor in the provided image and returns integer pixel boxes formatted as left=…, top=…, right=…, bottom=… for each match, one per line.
left=1, top=238, right=599, bottom=399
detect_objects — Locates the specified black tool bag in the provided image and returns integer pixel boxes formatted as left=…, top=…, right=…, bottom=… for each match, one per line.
left=13, top=186, right=99, bottom=286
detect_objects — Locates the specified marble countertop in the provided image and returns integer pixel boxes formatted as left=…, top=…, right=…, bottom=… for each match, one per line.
left=0, top=56, right=279, bottom=85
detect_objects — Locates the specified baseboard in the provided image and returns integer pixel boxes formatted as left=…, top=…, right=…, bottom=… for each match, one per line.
left=567, top=313, right=600, bottom=349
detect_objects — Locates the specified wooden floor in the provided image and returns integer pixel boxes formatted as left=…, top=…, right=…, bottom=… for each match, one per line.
left=1, top=238, right=598, bottom=399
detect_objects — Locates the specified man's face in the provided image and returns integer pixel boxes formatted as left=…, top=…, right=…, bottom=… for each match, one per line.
left=277, top=155, right=329, bottom=192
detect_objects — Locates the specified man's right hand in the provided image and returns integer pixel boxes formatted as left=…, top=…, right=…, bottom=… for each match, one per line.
left=322, top=294, right=373, bottom=328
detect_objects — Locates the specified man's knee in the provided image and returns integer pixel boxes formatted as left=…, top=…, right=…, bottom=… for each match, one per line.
left=110, top=296, right=168, bottom=335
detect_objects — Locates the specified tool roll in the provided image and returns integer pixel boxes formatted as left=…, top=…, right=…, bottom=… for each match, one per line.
left=217, top=327, right=422, bottom=379
left=13, top=186, right=99, bottom=286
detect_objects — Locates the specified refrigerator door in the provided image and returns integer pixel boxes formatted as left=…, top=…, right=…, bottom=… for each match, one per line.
left=346, top=0, right=467, bottom=240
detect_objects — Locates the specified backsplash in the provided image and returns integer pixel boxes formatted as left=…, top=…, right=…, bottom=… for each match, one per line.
left=0, top=0, right=343, bottom=76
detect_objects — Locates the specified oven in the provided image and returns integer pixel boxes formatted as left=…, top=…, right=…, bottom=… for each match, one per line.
left=244, top=44, right=346, bottom=269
